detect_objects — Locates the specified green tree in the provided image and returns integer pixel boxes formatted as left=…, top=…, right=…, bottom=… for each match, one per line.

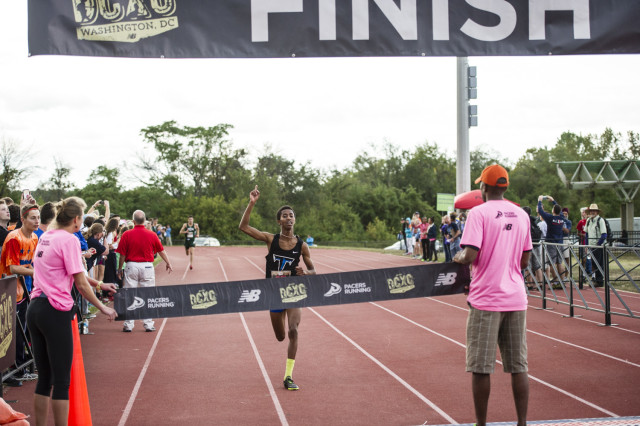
left=38, top=157, right=73, bottom=201
left=0, top=136, right=29, bottom=196
left=79, top=166, right=122, bottom=215
left=139, top=121, right=245, bottom=198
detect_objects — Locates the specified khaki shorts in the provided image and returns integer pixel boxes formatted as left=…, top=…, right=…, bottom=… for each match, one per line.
left=466, top=306, right=528, bottom=374
left=547, top=245, right=564, bottom=265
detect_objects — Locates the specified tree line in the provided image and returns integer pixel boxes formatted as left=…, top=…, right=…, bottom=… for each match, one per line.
left=2, top=123, right=639, bottom=243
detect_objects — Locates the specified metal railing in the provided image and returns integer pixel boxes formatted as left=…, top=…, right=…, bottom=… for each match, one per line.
left=523, top=241, right=640, bottom=325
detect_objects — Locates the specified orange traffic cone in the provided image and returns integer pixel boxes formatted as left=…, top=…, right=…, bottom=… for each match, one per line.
left=68, top=315, right=92, bottom=426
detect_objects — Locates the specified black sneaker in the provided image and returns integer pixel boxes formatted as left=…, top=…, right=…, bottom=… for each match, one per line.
left=4, top=377, right=22, bottom=387
left=283, top=376, right=299, bottom=391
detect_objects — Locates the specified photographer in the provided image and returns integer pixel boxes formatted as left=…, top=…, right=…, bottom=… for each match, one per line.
left=537, top=195, right=567, bottom=283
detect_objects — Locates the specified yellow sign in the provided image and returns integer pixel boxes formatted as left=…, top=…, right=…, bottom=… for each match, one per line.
left=0, top=293, right=13, bottom=358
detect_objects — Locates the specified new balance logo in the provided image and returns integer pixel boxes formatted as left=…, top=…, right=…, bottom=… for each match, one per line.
left=127, top=297, right=145, bottom=311
left=324, top=283, right=342, bottom=297
left=238, top=289, right=262, bottom=303
left=435, top=273, right=457, bottom=286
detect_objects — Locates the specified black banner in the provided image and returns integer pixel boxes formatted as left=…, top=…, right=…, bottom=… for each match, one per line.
left=0, top=276, right=17, bottom=373
left=114, top=262, right=469, bottom=321
left=28, top=1, right=640, bottom=58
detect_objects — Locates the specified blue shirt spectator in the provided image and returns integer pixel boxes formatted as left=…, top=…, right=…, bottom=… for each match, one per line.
left=537, top=197, right=565, bottom=244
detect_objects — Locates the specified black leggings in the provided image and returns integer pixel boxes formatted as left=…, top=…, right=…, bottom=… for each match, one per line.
left=26, top=297, right=75, bottom=400
left=421, top=239, right=429, bottom=260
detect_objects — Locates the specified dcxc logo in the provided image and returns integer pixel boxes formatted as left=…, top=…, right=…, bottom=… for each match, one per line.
left=190, top=289, right=217, bottom=310
left=72, top=0, right=179, bottom=43
left=280, top=283, right=307, bottom=303
left=387, top=273, right=415, bottom=294
left=238, top=289, right=262, bottom=303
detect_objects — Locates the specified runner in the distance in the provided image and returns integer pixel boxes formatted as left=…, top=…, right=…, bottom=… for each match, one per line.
left=179, top=216, right=199, bottom=270
left=239, top=185, right=316, bottom=391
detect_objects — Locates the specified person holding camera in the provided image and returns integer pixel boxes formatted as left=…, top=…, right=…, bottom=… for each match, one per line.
left=537, top=195, right=567, bottom=284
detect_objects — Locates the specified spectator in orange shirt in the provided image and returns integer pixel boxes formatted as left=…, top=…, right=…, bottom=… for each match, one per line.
left=0, top=203, right=40, bottom=385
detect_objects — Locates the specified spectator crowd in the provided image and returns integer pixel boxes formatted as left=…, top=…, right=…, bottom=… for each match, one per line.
left=398, top=194, right=610, bottom=289
left=0, top=193, right=174, bottom=389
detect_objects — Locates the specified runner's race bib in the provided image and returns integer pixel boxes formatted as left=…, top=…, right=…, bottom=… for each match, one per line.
left=271, top=270, right=291, bottom=278
left=187, top=232, right=193, bottom=238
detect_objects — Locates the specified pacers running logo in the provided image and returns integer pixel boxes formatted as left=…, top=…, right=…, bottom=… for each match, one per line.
left=127, top=297, right=145, bottom=311
left=324, top=283, right=342, bottom=297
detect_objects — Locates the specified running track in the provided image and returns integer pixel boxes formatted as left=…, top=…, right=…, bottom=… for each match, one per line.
left=5, top=246, right=640, bottom=425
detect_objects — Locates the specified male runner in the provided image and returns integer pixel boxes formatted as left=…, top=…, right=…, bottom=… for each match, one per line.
left=179, top=216, right=199, bottom=270
left=239, top=185, right=316, bottom=391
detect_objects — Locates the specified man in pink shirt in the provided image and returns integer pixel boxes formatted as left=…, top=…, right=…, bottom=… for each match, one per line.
left=454, top=164, right=532, bottom=426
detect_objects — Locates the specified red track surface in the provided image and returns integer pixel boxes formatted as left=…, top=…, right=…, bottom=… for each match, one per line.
left=4, top=246, right=640, bottom=425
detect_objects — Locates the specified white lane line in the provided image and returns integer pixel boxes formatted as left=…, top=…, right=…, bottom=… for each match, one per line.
left=371, top=302, right=620, bottom=418
left=244, top=256, right=264, bottom=274
left=180, top=263, right=190, bottom=281
left=316, top=254, right=375, bottom=269
left=544, top=291, right=640, bottom=316
left=311, top=260, right=344, bottom=272
left=528, top=301, right=640, bottom=335
left=239, top=313, right=289, bottom=426
left=223, top=257, right=288, bottom=426
left=308, top=307, right=458, bottom=425
left=218, top=257, right=229, bottom=281
left=118, top=317, right=168, bottom=426
left=424, top=293, right=640, bottom=336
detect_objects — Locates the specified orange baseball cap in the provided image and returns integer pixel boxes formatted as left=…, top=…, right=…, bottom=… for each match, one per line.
left=474, top=164, right=509, bottom=187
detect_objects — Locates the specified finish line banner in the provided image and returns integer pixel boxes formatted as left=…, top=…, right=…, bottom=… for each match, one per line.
left=114, top=262, right=470, bottom=321
left=28, top=1, right=640, bottom=58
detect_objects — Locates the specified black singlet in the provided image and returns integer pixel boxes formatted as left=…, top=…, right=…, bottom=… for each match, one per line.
left=265, top=234, right=303, bottom=278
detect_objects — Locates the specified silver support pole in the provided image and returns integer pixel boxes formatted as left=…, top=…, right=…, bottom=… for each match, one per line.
left=456, top=57, right=471, bottom=196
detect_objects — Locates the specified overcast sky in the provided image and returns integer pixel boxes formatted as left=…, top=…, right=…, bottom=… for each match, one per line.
left=1, top=3, right=639, bottom=192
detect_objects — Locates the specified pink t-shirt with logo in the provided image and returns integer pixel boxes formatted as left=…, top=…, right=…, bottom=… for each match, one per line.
left=460, top=199, right=532, bottom=311
left=31, top=229, right=85, bottom=311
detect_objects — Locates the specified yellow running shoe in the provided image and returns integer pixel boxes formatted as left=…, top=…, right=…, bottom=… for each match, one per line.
left=283, top=376, right=299, bottom=391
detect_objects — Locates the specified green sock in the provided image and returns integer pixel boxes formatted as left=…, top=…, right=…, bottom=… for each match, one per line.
left=284, top=358, right=295, bottom=380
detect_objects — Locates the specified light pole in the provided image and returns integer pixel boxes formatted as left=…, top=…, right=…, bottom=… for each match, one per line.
left=456, top=57, right=477, bottom=196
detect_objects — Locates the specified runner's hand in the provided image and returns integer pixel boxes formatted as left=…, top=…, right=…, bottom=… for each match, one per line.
left=100, top=306, right=117, bottom=321
left=250, top=185, right=260, bottom=203
left=166, top=263, right=173, bottom=274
